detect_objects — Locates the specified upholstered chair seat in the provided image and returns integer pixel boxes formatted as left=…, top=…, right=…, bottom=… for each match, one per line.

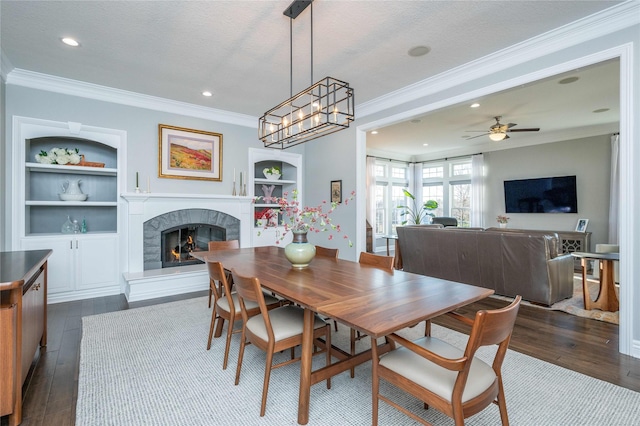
left=246, top=305, right=328, bottom=341
left=379, top=336, right=496, bottom=403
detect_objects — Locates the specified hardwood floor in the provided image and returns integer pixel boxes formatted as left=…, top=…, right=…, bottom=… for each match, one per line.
left=3, top=291, right=639, bottom=425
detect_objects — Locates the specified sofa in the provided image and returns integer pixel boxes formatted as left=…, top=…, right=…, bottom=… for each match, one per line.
left=396, top=226, right=574, bottom=306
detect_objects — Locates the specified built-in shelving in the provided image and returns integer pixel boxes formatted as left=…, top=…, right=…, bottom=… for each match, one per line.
left=248, top=148, right=302, bottom=247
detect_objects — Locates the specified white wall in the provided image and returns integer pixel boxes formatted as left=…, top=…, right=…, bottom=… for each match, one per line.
left=484, top=135, right=611, bottom=246
left=0, top=76, right=5, bottom=250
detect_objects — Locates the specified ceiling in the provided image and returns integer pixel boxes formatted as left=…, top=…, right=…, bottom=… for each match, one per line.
left=0, top=1, right=623, bottom=155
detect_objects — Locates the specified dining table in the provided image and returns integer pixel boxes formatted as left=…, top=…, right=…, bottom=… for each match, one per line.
left=193, top=246, right=493, bottom=425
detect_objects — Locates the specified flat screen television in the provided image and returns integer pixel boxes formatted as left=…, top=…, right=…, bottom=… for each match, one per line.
left=504, top=175, right=578, bottom=213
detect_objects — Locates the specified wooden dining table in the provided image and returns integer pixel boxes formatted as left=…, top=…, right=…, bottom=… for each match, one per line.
left=193, top=246, right=493, bottom=424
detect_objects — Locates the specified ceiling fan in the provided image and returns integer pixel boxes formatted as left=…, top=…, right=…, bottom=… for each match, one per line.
left=466, top=116, right=540, bottom=141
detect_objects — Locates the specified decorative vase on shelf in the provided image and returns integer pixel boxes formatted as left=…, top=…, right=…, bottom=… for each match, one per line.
left=61, top=216, right=75, bottom=234
left=499, top=223, right=507, bottom=228
left=284, top=231, right=316, bottom=268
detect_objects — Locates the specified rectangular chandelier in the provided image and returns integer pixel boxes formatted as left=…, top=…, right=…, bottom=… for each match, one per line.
left=259, top=76, right=355, bottom=149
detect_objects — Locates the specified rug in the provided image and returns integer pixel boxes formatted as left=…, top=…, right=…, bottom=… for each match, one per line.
left=76, top=297, right=638, bottom=426
left=493, top=275, right=619, bottom=324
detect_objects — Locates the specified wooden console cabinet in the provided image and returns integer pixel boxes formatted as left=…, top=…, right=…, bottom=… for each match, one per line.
left=1, top=250, right=51, bottom=426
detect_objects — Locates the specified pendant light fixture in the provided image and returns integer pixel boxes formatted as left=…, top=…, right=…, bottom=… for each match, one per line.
left=259, top=0, right=355, bottom=149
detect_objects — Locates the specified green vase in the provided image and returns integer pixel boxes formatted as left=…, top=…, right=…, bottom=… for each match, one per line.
left=284, top=231, right=316, bottom=268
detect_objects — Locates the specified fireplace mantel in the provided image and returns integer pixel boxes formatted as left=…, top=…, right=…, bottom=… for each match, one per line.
left=121, top=192, right=253, bottom=301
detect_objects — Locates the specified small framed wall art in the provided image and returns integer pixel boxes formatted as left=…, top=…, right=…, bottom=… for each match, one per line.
left=575, top=218, right=589, bottom=232
left=158, top=124, right=222, bottom=181
left=331, top=180, right=342, bottom=204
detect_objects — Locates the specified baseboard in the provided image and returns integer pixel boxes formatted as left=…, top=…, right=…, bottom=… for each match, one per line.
left=47, top=286, right=121, bottom=304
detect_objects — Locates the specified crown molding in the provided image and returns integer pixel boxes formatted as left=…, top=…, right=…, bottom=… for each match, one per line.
left=1, top=49, right=14, bottom=81
left=5, top=69, right=258, bottom=128
left=358, top=1, right=640, bottom=118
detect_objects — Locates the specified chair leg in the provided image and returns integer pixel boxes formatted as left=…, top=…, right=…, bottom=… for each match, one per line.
left=234, top=329, right=247, bottom=386
left=214, top=315, right=225, bottom=338
left=260, top=350, right=275, bottom=417
left=496, top=375, right=510, bottom=425
left=350, top=328, right=356, bottom=378
left=206, top=305, right=218, bottom=350
left=325, top=324, right=332, bottom=389
left=208, top=287, right=213, bottom=308
left=333, top=319, right=338, bottom=332
left=222, top=318, right=234, bottom=370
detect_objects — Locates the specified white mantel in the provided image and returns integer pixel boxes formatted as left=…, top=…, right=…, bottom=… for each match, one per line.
left=120, top=192, right=253, bottom=301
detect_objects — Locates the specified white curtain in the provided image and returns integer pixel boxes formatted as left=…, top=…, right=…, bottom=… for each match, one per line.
left=609, top=134, right=619, bottom=244
left=470, top=154, right=485, bottom=228
left=366, top=156, right=377, bottom=233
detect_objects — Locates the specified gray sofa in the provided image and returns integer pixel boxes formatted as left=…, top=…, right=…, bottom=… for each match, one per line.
left=396, top=226, right=574, bottom=306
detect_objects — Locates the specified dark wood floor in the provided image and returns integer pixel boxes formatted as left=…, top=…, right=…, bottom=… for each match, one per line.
left=3, top=291, right=639, bottom=426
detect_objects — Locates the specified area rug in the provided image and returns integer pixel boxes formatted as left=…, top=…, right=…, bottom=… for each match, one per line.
left=493, top=275, right=619, bottom=324
left=76, top=297, right=638, bottom=426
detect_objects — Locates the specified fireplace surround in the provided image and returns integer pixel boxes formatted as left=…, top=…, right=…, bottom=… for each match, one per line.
left=122, top=193, right=252, bottom=301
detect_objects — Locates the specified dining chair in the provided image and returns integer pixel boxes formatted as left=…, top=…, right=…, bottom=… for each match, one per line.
left=231, top=268, right=332, bottom=417
left=315, top=246, right=340, bottom=331
left=206, top=260, right=280, bottom=369
left=348, top=252, right=395, bottom=377
left=206, top=240, right=240, bottom=308
left=371, top=296, right=522, bottom=426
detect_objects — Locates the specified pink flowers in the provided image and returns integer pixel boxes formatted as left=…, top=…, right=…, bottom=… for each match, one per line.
left=253, top=189, right=355, bottom=246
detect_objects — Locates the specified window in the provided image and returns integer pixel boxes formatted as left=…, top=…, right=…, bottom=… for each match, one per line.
left=374, top=160, right=410, bottom=236
left=421, top=158, right=472, bottom=227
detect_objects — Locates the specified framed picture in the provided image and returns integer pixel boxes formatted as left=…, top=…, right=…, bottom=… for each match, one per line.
left=158, top=124, right=222, bottom=181
left=331, top=180, right=342, bottom=204
left=575, top=218, right=589, bottom=232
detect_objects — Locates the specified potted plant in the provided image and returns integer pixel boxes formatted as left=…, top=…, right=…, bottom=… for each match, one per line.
left=398, top=189, right=439, bottom=225
left=496, top=215, right=510, bottom=228
left=262, top=166, right=282, bottom=180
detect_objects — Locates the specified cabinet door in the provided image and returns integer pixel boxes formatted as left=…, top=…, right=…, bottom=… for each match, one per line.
left=77, top=235, right=118, bottom=289
left=20, top=238, right=75, bottom=294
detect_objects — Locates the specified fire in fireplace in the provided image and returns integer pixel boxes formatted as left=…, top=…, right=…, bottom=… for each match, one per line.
left=161, top=223, right=225, bottom=268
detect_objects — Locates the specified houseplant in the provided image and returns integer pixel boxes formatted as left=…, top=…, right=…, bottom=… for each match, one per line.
left=397, top=189, right=439, bottom=225
left=253, top=189, right=355, bottom=267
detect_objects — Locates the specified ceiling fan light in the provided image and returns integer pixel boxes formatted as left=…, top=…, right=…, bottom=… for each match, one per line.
left=489, top=132, right=507, bottom=141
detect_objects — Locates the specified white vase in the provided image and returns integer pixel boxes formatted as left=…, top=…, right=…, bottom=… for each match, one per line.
left=499, top=223, right=507, bottom=228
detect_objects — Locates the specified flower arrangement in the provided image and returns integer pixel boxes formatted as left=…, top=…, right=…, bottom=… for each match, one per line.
left=496, top=215, right=510, bottom=224
left=397, top=189, right=439, bottom=225
left=254, top=189, right=355, bottom=246
left=263, top=166, right=281, bottom=175
left=35, top=148, right=81, bottom=165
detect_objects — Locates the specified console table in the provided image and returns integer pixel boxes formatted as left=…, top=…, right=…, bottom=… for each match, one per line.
left=1, top=250, right=51, bottom=426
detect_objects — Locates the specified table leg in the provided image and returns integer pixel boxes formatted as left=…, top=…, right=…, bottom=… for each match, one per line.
left=591, top=260, right=620, bottom=312
left=386, top=239, right=390, bottom=256
left=581, top=258, right=591, bottom=310
left=298, top=308, right=314, bottom=425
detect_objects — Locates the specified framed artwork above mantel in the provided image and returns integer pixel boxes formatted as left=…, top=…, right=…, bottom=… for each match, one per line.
left=158, top=124, right=222, bottom=181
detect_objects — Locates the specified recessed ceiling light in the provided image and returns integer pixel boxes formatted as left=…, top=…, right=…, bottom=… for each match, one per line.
left=408, top=46, right=431, bottom=57
left=61, top=37, right=79, bottom=47
left=470, top=103, right=480, bottom=108
left=593, top=108, right=610, bottom=113
left=558, top=76, right=579, bottom=84
left=371, top=130, right=378, bottom=135
left=202, top=91, right=213, bottom=97
left=423, top=143, right=429, bottom=146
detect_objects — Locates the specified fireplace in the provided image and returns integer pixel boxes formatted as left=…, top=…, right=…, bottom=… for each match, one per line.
left=161, top=223, right=225, bottom=268
left=143, top=208, right=240, bottom=270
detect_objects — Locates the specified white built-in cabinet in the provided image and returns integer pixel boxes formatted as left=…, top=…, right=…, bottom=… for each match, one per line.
left=248, top=148, right=302, bottom=247
left=12, top=116, right=126, bottom=303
